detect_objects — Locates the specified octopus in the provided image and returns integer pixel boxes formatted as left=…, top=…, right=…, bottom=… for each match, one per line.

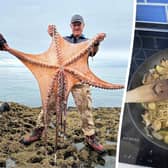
left=0, top=26, right=124, bottom=149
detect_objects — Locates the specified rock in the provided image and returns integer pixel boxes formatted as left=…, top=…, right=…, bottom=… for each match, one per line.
left=72, top=135, right=83, bottom=143
left=0, top=102, right=10, bottom=112
left=104, top=144, right=116, bottom=155
left=64, top=146, right=77, bottom=159
left=49, top=122, right=55, bottom=129
left=78, top=149, right=89, bottom=161
left=67, top=106, right=77, bottom=112
left=97, top=156, right=105, bottom=165
left=73, top=142, right=85, bottom=151
left=0, top=102, right=120, bottom=167
left=95, top=120, right=104, bottom=128
left=28, top=155, right=43, bottom=163
left=0, top=158, right=6, bottom=168
left=6, top=158, right=16, bottom=168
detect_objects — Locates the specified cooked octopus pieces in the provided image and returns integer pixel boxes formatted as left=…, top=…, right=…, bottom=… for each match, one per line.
left=142, top=59, right=168, bottom=144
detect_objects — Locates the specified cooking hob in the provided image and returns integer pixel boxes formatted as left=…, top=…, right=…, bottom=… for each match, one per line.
left=119, top=26, right=168, bottom=168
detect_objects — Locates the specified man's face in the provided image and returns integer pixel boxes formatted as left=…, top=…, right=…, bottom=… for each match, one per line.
left=70, top=22, right=84, bottom=37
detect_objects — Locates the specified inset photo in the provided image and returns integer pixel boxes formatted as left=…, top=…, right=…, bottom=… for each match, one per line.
left=118, top=1, right=168, bottom=168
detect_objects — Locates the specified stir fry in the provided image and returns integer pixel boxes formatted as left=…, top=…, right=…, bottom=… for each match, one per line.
left=142, top=59, right=168, bottom=144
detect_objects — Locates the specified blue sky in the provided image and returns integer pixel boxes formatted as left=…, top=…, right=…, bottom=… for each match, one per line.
left=0, top=0, right=134, bottom=66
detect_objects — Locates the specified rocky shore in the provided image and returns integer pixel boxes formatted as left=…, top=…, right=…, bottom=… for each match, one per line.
left=0, top=102, right=120, bottom=168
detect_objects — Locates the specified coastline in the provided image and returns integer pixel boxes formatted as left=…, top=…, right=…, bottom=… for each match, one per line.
left=0, top=102, right=120, bottom=168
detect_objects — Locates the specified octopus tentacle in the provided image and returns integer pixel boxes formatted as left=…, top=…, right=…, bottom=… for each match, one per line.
left=8, top=48, right=59, bottom=69
left=55, top=70, right=67, bottom=149
left=65, top=67, right=124, bottom=89
left=64, top=35, right=100, bottom=66
left=53, top=28, right=63, bottom=65
left=43, top=72, right=58, bottom=149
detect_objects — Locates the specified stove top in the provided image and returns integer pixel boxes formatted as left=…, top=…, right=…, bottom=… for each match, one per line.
left=119, top=28, right=168, bottom=168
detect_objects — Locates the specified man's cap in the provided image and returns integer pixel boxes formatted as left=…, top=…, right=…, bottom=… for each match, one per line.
left=71, top=14, right=84, bottom=24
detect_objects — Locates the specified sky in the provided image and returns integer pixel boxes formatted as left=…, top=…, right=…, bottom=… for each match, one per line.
left=0, top=0, right=134, bottom=66
left=0, top=0, right=134, bottom=107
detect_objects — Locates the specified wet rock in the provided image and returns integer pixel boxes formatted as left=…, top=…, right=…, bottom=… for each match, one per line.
left=67, top=106, right=77, bottom=112
left=78, top=149, right=89, bottom=161
left=73, top=142, right=85, bottom=151
left=41, top=158, right=53, bottom=168
left=6, top=158, right=16, bottom=168
left=97, top=156, right=105, bottom=166
left=95, top=120, right=104, bottom=128
left=0, top=102, right=10, bottom=112
left=7, top=142, right=22, bottom=153
left=0, top=158, right=6, bottom=167
left=104, top=144, right=116, bottom=155
left=72, top=162, right=80, bottom=168
left=23, top=123, right=33, bottom=129
left=89, top=151, right=99, bottom=163
left=0, top=102, right=120, bottom=167
left=72, top=135, right=83, bottom=143
left=49, top=122, right=55, bottom=129
left=28, top=155, right=43, bottom=163
left=64, top=146, right=77, bottom=159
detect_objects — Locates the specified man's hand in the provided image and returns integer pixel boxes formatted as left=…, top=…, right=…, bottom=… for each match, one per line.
left=0, top=34, right=10, bottom=51
left=1, top=43, right=10, bottom=51
left=89, top=33, right=106, bottom=57
left=48, top=25, right=56, bottom=37
left=97, top=33, right=106, bottom=42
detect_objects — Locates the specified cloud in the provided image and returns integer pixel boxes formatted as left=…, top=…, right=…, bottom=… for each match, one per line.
left=1, top=0, right=134, bottom=53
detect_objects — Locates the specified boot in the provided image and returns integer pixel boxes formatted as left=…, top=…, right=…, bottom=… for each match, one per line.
left=85, top=134, right=105, bottom=154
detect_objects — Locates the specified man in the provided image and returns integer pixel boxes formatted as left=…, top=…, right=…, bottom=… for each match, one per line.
left=0, top=14, right=106, bottom=153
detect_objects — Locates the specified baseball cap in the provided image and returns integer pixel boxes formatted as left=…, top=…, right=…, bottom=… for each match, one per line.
left=71, top=14, right=84, bottom=24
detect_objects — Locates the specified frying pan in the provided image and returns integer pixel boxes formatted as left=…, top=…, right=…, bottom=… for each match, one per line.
left=126, top=48, right=168, bottom=150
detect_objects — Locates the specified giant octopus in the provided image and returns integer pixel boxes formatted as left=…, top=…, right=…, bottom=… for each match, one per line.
left=0, top=26, right=124, bottom=150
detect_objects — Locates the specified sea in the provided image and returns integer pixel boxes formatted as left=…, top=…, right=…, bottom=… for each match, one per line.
left=0, top=55, right=127, bottom=108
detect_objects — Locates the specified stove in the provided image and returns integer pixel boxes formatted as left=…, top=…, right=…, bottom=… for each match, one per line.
left=119, top=23, right=168, bottom=168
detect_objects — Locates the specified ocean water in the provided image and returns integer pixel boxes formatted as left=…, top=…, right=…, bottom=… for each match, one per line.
left=0, top=56, right=127, bottom=107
